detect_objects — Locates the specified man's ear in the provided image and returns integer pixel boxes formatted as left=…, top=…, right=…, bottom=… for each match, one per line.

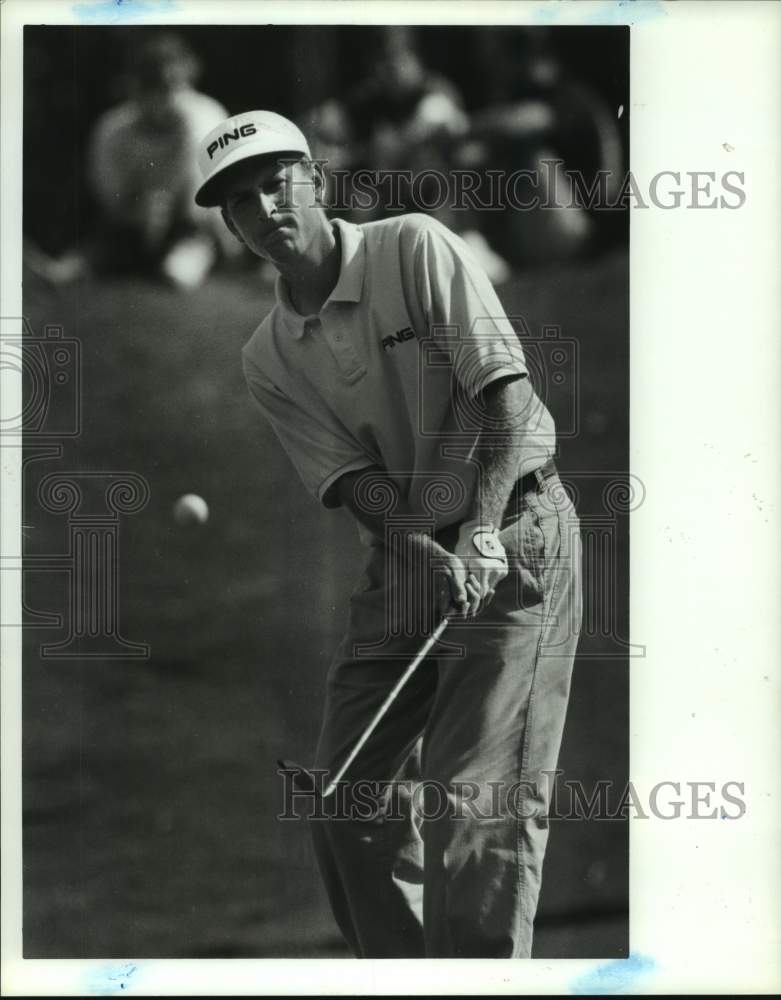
left=221, top=206, right=245, bottom=244
left=311, top=161, right=327, bottom=206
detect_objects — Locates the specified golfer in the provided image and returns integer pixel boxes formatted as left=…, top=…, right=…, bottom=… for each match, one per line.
left=195, top=110, right=582, bottom=958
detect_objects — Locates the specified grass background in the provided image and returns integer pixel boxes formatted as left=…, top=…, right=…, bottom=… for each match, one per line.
left=21, top=251, right=628, bottom=958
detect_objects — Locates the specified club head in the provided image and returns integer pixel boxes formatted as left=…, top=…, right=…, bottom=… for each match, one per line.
left=276, top=758, right=322, bottom=798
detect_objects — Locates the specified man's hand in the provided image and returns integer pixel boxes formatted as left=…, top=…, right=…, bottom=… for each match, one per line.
left=454, top=521, right=509, bottom=612
left=402, top=533, right=482, bottom=623
left=333, top=467, right=485, bottom=624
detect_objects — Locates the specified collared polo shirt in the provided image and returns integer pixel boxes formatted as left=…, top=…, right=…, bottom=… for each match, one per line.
left=242, top=213, right=555, bottom=536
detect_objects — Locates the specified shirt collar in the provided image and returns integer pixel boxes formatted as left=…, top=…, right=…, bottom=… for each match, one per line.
left=275, top=218, right=365, bottom=340
left=328, top=218, right=365, bottom=304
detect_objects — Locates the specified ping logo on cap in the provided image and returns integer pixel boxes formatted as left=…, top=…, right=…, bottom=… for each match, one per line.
left=195, top=110, right=311, bottom=207
left=206, top=123, right=258, bottom=160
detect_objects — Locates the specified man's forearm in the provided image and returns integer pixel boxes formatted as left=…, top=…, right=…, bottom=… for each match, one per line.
left=334, top=465, right=476, bottom=615
left=333, top=466, right=415, bottom=544
left=466, top=376, right=531, bottom=526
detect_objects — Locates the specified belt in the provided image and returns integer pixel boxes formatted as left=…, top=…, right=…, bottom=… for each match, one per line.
left=519, top=457, right=558, bottom=496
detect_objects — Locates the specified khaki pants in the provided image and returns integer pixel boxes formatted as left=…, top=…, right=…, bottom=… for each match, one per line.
left=311, top=474, right=582, bottom=957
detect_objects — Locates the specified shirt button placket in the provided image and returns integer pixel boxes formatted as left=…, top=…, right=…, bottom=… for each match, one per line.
left=324, top=319, right=364, bottom=383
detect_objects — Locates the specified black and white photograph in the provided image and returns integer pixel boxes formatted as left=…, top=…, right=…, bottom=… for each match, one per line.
left=1, top=1, right=779, bottom=996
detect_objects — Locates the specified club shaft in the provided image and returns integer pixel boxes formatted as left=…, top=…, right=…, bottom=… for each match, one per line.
left=322, top=615, right=450, bottom=797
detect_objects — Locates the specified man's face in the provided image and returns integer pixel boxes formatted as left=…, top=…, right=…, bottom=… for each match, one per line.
left=220, top=156, right=324, bottom=264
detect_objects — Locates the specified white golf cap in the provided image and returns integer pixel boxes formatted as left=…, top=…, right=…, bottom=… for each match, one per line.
left=194, top=110, right=311, bottom=207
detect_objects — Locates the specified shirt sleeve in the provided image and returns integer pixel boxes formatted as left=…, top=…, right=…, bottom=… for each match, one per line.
left=242, top=352, right=374, bottom=508
left=410, top=216, right=528, bottom=398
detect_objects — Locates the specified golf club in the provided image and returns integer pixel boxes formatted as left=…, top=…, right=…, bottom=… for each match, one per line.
left=279, top=613, right=451, bottom=798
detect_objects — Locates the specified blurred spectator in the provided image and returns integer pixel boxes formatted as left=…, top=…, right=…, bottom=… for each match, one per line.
left=304, top=27, right=511, bottom=283
left=86, top=33, right=234, bottom=288
left=22, top=237, right=87, bottom=289
left=307, top=28, right=466, bottom=172
left=461, top=28, right=625, bottom=266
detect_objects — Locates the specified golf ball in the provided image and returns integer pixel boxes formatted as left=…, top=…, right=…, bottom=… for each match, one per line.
left=173, top=493, right=209, bottom=527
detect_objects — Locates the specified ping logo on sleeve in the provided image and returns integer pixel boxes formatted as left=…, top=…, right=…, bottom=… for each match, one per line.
left=381, top=327, right=415, bottom=352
